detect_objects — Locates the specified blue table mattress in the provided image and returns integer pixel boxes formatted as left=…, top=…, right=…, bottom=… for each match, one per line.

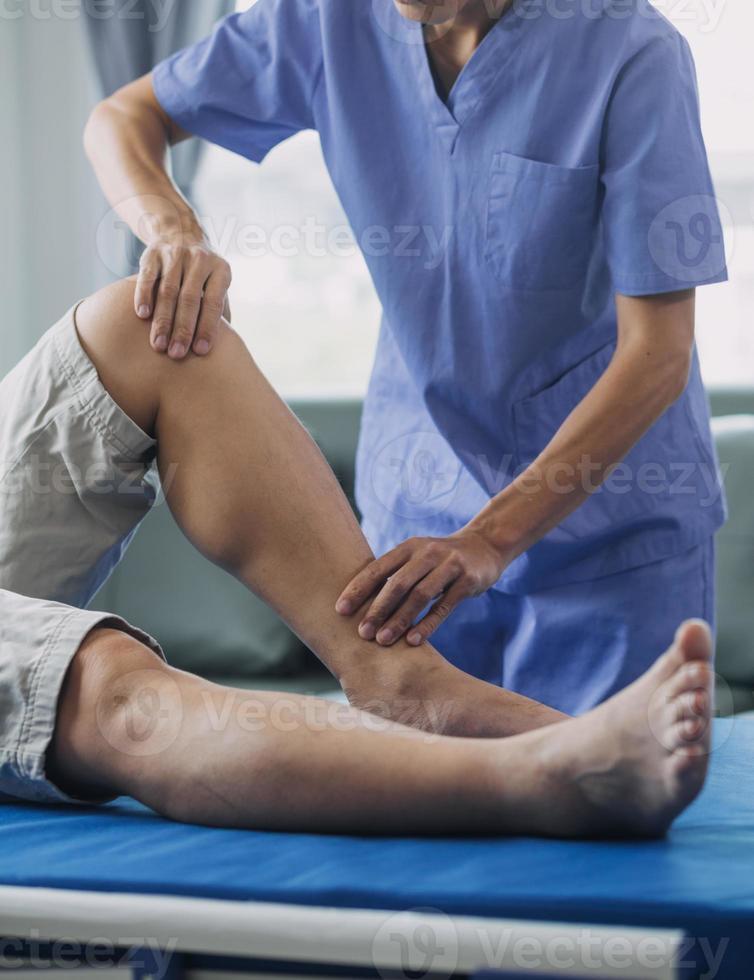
left=1, top=718, right=753, bottom=979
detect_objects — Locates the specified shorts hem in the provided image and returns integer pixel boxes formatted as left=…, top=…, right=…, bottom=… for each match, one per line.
left=11, top=608, right=164, bottom=806
left=52, top=304, right=157, bottom=462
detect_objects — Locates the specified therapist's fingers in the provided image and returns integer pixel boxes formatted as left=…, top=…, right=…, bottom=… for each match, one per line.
left=357, top=558, right=437, bottom=642
left=151, top=254, right=184, bottom=357
left=136, top=240, right=231, bottom=357
left=372, top=565, right=460, bottom=647
left=335, top=547, right=409, bottom=617
left=135, top=248, right=163, bottom=333
left=405, top=581, right=469, bottom=647
left=193, top=266, right=233, bottom=356
left=170, top=263, right=210, bottom=359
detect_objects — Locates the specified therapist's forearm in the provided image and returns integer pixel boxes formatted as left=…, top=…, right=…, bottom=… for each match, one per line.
left=468, top=292, right=695, bottom=560
left=336, top=292, right=698, bottom=648
left=85, top=81, right=203, bottom=247
left=85, top=75, right=232, bottom=357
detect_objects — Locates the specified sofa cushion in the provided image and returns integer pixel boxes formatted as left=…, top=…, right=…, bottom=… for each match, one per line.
left=712, top=416, right=754, bottom=693
left=708, top=388, right=754, bottom=419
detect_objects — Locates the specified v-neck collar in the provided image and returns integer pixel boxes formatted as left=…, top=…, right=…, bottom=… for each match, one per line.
left=397, top=1, right=537, bottom=149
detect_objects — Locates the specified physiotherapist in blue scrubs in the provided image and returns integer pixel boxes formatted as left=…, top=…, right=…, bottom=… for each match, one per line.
left=88, top=0, right=728, bottom=714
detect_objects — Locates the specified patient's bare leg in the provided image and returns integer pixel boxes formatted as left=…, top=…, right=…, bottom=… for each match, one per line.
left=49, top=620, right=713, bottom=838
left=75, top=279, right=564, bottom=738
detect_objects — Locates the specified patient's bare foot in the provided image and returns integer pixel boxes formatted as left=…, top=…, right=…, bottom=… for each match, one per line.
left=534, top=620, right=714, bottom=838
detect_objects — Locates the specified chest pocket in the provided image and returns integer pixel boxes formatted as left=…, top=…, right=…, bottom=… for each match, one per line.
left=485, top=152, right=600, bottom=292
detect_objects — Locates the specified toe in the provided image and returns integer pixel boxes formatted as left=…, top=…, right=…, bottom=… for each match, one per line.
left=669, top=743, right=709, bottom=782
left=668, top=687, right=709, bottom=725
left=664, top=661, right=713, bottom=703
left=670, top=716, right=709, bottom=750
left=652, top=620, right=714, bottom=686
left=674, top=620, right=714, bottom=664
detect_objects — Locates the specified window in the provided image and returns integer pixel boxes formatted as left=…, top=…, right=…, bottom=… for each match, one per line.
left=195, top=131, right=381, bottom=399
left=669, top=1, right=754, bottom=386
left=193, top=0, right=380, bottom=399
left=194, top=0, right=753, bottom=397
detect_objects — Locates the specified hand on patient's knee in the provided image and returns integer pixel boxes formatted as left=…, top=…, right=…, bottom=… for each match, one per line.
left=134, top=242, right=232, bottom=360
left=74, top=278, right=235, bottom=438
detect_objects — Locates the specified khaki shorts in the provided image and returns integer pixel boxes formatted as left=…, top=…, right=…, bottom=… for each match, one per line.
left=0, top=305, right=165, bottom=804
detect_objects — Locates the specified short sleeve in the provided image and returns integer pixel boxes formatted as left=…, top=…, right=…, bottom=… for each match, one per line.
left=600, top=33, right=728, bottom=296
left=152, top=0, right=323, bottom=163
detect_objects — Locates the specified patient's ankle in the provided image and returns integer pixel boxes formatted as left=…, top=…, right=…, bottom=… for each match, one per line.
left=341, top=644, right=459, bottom=735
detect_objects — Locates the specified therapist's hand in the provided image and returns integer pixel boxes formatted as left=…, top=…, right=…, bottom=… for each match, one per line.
left=335, top=529, right=508, bottom=647
left=134, top=237, right=232, bottom=359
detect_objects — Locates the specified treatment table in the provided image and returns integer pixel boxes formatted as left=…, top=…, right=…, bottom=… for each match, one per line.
left=1, top=718, right=753, bottom=980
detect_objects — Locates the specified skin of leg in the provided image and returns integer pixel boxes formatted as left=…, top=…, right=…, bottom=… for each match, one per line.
left=48, top=620, right=714, bottom=837
left=48, top=628, right=544, bottom=834
left=74, top=278, right=565, bottom=738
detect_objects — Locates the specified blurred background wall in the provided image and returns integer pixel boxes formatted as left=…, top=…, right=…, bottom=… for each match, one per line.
left=0, top=0, right=231, bottom=378
left=1, top=8, right=101, bottom=376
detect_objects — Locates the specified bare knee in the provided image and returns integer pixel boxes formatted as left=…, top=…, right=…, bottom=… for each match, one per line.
left=75, top=279, right=162, bottom=434
left=47, top=626, right=179, bottom=801
left=74, top=278, right=241, bottom=438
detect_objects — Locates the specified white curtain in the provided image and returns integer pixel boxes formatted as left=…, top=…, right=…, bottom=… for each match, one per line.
left=1, top=11, right=102, bottom=376
left=83, top=0, right=234, bottom=197
left=0, top=1, right=233, bottom=377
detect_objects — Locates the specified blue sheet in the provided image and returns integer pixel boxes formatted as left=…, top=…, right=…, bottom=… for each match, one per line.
left=2, top=719, right=753, bottom=979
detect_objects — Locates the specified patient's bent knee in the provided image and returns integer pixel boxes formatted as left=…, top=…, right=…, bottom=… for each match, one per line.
left=74, top=277, right=239, bottom=438
left=75, top=279, right=162, bottom=434
left=76, top=278, right=146, bottom=357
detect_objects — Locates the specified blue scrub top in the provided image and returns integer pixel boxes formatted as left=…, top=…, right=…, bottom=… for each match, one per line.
left=154, top=0, right=728, bottom=594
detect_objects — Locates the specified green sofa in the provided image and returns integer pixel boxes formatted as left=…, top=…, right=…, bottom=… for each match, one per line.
left=92, top=391, right=754, bottom=713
